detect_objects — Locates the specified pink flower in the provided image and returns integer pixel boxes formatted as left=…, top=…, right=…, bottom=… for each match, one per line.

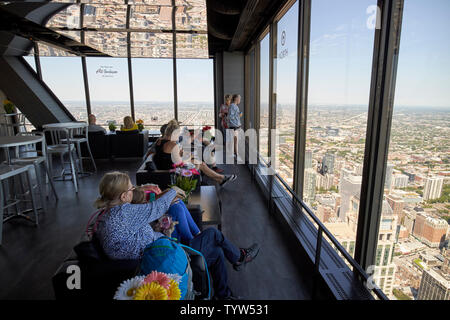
left=143, top=271, right=171, bottom=289
left=181, top=169, right=193, bottom=177
left=190, top=169, right=200, bottom=176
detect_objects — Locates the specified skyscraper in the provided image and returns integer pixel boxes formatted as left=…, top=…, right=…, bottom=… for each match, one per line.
left=385, top=163, right=394, bottom=190
left=305, top=149, right=312, bottom=169
left=417, top=267, right=450, bottom=300
left=304, top=168, right=317, bottom=203
left=339, top=174, right=362, bottom=220
left=322, top=152, right=335, bottom=174
left=423, top=176, right=444, bottom=201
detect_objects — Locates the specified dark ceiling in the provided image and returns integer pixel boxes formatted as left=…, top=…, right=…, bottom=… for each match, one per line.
left=0, top=0, right=290, bottom=57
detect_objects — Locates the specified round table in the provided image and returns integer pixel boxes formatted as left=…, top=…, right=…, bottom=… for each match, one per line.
left=42, top=122, right=87, bottom=129
left=0, top=136, right=44, bottom=164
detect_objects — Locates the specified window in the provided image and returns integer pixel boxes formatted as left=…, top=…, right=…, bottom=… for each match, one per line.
left=40, top=57, right=87, bottom=121
left=259, top=33, right=270, bottom=163
left=23, top=48, right=36, bottom=73
left=274, top=1, right=298, bottom=187
left=86, top=57, right=131, bottom=127
left=176, top=59, right=214, bottom=128
left=304, top=0, right=376, bottom=257
left=132, top=58, right=175, bottom=128
left=377, top=0, right=450, bottom=299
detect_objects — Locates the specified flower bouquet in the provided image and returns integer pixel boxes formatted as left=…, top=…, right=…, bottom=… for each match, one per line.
left=169, top=162, right=200, bottom=204
left=114, top=271, right=182, bottom=300
left=3, top=100, right=15, bottom=114
left=136, top=119, right=144, bottom=131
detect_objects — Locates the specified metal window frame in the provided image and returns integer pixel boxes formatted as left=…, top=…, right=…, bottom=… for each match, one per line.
left=293, top=0, right=311, bottom=197
left=354, top=0, right=404, bottom=271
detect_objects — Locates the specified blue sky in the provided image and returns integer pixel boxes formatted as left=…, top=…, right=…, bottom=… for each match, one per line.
left=25, top=0, right=450, bottom=108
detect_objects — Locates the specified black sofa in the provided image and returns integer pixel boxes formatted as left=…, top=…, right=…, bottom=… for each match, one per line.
left=80, top=130, right=148, bottom=159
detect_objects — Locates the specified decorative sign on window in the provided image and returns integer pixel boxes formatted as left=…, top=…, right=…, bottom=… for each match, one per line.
left=95, top=65, right=118, bottom=78
left=279, top=30, right=288, bottom=59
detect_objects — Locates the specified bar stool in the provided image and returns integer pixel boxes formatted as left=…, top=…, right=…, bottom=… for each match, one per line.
left=1, top=113, right=27, bottom=136
left=10, top=132, right=58, bottom=209
left=43, top=127, right=79, bottom=193
left=0, top=164, right=39, bottom=245
left=62, top=122, right=97, bottom=174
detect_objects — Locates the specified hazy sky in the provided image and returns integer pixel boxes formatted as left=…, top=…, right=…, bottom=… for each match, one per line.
left=26, top=0, right=450, bottom=108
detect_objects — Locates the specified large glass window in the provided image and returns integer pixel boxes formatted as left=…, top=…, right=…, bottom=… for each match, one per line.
left=259, top=33, right=270, bottom=163
left=304, top=0, right=376, bottom=258
left=40, top=57, right=87, bottom=121
left=176, top=59, right=214, bottom=128
left=86, top=57, right=131, bottom=127
left=380, top=0, right=450, bottom=300
left=274, top=1, right=298, bottom=187
left=132, top=58, right=175, bottom=128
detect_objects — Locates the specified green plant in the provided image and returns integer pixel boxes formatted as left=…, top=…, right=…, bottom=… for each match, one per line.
left=108, top=123, right=117, bottom=131
left=3, top=100, right=15, bottom=114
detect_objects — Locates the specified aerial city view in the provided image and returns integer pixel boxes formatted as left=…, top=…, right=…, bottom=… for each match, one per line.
left=274, top=103, right=450, bottom=300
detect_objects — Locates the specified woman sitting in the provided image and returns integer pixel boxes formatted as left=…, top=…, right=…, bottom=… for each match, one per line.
left=92, top=171, right=261, bottom=299
left=92, top=171, right=188, bottom=260
left=121, top=116, right=139, bottom=132
left=153, top=119, right=237, bottom=187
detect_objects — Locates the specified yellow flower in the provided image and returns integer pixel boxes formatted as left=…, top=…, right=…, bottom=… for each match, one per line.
left=136, top=119, right=144, bottom=124
left=133, top=282, right=168, bottom=300
left=167, top=279, right=181, bottom=300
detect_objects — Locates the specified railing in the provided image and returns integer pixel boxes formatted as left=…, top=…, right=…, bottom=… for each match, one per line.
left=255, top=154, right=388, bottom=300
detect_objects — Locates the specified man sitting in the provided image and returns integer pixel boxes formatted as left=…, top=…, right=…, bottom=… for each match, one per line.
left=88, top=114, right=106, bottom=134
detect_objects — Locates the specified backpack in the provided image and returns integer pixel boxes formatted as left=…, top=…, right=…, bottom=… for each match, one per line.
left=139, top=237, right=211, bottom=300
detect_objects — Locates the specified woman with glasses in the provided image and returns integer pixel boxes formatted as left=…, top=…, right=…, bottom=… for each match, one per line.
left=92, top=171, right=260, bottom=299
left=93, top=171, right=191, bottom=260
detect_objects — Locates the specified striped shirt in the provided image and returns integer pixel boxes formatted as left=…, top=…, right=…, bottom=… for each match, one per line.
left=95, top=189, right=177, bottom=260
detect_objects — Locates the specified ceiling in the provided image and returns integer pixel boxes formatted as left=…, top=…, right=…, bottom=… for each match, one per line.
left=0, top=0, right=289, bottom=57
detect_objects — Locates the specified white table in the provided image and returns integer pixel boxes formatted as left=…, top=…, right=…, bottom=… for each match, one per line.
left=42, top=122, right=87, bottom=129
left=0, top=136, right=44, bottom=164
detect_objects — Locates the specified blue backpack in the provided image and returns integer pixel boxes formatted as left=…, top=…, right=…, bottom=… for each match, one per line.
left=139, top=237, right=210, bottom=300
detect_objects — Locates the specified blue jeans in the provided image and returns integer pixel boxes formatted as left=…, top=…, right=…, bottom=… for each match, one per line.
left=189, top=228, right=241, bottom=299
left=167, top=200, right=200, bottom=245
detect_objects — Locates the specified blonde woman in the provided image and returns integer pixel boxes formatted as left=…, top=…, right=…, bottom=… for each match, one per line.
left=121, top=116, right=138, bottom=131
left=153, top=119, right=237, bottom=187
left=91, top=171, right=186, bottom=259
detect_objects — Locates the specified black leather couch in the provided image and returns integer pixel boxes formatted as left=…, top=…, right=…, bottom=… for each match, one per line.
left=81, top=130, right=148, bottom=159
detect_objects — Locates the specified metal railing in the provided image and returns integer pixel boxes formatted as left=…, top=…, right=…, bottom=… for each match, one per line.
left=255, top=154, right=388, bottom=300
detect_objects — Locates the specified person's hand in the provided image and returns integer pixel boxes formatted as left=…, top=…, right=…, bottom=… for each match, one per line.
left=171, top=186, right=186, bottom=198
left=163, top=220, right=178, bottom=237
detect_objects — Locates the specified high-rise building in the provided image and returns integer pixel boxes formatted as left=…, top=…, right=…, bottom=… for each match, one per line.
left=386, top=194, right=405, bottom=222
left=339, top=174, right=362, bottom=221
left=325, top=200, right=397, bottom=297
left=393, top=174, right=409, bottom=189
left=423, top=176, right=444, bottom=201
left=322, top=152, right=335, bottom=174
left=316, top=173, right=334, bottom=190
left=412, top=213, right=448, bottom=248
left=305, top=149, right=312, bottom=169
left=304, top=168, right=317, bottom=203
left=417, top=267, right=450, bottom=300
left=385, top=163, right=394, bottom=190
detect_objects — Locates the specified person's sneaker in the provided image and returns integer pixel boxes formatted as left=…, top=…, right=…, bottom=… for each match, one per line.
left=212, top=166, right=224, bottom=174
left=219, top=174, right=237, bottom=187
left=233, top=243, right=260, bottom=271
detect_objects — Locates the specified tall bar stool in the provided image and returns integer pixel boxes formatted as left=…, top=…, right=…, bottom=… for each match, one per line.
left=0, top=164, right=39, bottom=245
left=62, top=122, right=97, bottom=174
left=43, top=127, right=79, bottom=193
left=10, top=132, right=58, bottom=209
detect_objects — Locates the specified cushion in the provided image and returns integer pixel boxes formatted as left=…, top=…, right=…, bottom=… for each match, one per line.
left=117, top=130, right=139, bottom=135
